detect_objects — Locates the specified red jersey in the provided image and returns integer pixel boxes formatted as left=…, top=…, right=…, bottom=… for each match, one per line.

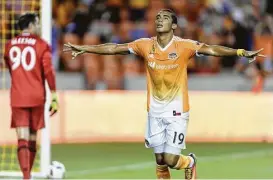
left=4, top=33, right=56, bottom=107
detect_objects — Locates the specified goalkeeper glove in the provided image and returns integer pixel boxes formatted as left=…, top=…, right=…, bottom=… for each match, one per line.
left=49, top=92, right=58, bottom=116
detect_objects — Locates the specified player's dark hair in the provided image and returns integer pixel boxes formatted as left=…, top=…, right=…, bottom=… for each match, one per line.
left=160, top=9, right=178, bottom=25
left=18, top=13, right=38, bottom=30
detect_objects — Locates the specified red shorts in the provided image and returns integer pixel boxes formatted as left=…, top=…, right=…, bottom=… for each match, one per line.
left=11, top=105, right=45, bottom=131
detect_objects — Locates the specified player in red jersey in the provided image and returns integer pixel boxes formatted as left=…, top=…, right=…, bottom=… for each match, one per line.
left=4, top=13, right=58, bottom=179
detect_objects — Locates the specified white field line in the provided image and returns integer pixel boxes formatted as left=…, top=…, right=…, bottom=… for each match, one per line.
left=68, top=149, right=273, bottom=176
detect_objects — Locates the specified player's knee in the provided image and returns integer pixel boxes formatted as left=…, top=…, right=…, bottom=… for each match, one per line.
left=16, top=127, right=30, bottom=140
left=163, top=153, right=179, bottom=168
left=155, top=153, right=165, bottom=165
left=29, top=129, right=37, bottom=141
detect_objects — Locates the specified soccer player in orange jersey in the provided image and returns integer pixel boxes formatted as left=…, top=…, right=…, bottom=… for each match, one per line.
left=64, top=9, right=264, bottom=180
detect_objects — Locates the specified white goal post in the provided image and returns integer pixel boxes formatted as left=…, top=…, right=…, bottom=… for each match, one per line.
left=0, top=0, right=52, bottom=178
left=40, top=0, right=52, bottom=176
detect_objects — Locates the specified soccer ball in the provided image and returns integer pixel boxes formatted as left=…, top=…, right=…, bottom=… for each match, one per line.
left=48, top=161, right=66, bottom=179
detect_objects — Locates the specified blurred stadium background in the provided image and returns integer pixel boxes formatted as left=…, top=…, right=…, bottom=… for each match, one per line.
left=1, top=0, right=273, bottom=179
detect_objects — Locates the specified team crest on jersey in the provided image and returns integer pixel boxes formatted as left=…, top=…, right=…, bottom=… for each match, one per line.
left=168, top=52, right=178, bottom=60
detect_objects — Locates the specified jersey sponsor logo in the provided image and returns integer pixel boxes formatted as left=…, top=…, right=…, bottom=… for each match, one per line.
left=168, top=52, right=178, bottom=60
left=148, top=61, right=179, bottom=70
left=148, top=61, right=156, bottom=68
left=173, top=110, right=181, bottom=116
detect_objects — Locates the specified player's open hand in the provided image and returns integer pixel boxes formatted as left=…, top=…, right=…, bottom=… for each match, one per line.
left=49, top=92, right=58, bottom=116
left=238, top=48, right=266, bottom=63
left=245, top=48, right=265, bottom=57
left=63, top=42, right=85, bottom=60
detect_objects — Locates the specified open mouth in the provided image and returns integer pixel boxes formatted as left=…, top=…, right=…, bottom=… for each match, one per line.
left=157, top=24, right=163, bottom=28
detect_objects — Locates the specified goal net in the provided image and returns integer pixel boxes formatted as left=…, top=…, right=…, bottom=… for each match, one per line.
left=0, top=0, right=52, bottom=178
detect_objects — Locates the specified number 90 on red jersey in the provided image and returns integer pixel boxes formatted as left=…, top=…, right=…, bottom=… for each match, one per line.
left=4, top=33, right=54, bottom=107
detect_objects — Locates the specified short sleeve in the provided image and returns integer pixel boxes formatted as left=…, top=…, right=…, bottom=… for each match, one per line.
left=177, top=39, right=204, bottom=58
left=127, top=38, right=151, bottom=57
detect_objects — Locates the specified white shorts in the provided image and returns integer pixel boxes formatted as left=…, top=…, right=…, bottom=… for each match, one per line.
left=145, top=112, right=189, bottom=154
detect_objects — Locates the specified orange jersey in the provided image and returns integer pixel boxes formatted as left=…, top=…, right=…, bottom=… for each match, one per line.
left=128, top=36, right=203, bottom=117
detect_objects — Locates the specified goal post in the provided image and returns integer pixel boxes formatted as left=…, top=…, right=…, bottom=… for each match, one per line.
left=0, top=0, right=52, bottom=178
left=40, top=0, right=52, bottom=177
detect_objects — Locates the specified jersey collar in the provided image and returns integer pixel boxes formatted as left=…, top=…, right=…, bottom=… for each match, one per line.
left=22, top=32, right=31, bottom=36
left=156, top=35, right=175, bottom=52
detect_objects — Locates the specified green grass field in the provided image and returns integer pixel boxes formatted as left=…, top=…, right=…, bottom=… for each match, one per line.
left=50, top=142, right=273, bottom=179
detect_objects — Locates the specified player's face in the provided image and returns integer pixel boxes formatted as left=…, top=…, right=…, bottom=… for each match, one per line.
left=155, top=11, right=173, bottom=33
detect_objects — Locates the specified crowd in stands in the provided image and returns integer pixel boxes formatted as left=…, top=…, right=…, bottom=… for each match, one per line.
left=2, top=0, right=273, bottom=90
left=53, top=0, right=273, bottom=90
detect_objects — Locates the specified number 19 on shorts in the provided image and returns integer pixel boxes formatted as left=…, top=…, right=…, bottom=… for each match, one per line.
left=173, top=131, right=184, bottom=145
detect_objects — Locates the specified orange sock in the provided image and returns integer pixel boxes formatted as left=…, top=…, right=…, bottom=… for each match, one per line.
left=173, top=155, right=192, bottom=170
left=156, top=164, right=170, bottom=179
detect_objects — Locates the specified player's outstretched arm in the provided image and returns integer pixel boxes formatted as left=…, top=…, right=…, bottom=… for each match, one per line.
left=197, top=44, right=265, bottom=63
left=63, top=42, right=130, bottom=59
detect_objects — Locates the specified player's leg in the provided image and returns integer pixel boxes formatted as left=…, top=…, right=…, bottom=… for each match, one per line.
left=252, top=58, right=273, bottom=93
left=12, top=107, right=31, bottom=179
left=235, top=57, right=249, bottom=77
left=29, top=105, right=45, bottom=171
left=16, top=127, right=31, bottom=179
left=262, top=58, right=273, bottom=76
left=252, top=62, right=265, bottom=93
left=145, top=116, right=170, bottom=179
left=29, top=129, right=37, bottom=171
left=164, top=112, right=197, bottom=180
left=163, top=146, right=196, bottom=180
left=154, top=144, right=170, bottom=179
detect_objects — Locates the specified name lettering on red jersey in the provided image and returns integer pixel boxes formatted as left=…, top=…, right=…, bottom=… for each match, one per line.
left=11, top=38, right=36, bottom=45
